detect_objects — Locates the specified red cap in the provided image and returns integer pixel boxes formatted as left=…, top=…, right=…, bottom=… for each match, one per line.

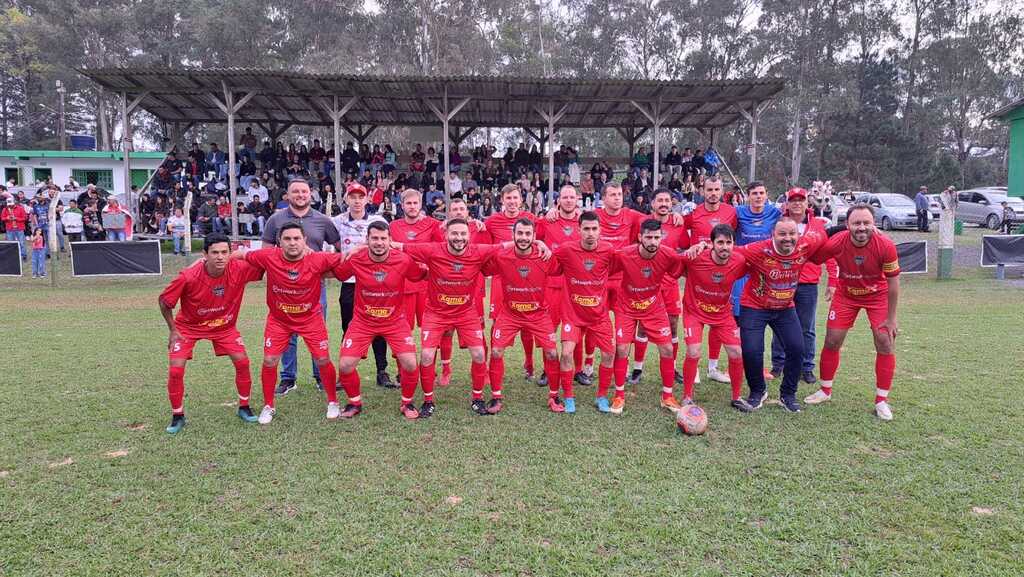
left=786, top=187, right=808, bottom=200
left=345, top=182, right=367, bottom=196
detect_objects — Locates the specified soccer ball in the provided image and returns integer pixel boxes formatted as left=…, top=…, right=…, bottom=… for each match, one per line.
left=676, top=404, right=708, bottom=436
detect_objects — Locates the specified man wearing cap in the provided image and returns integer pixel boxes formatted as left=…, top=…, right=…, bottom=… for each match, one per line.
left=332, top=182, right=394, bottom=389
left=2, top=196, right=29, bottom=261
left=914, top=186, right=930, bottom=232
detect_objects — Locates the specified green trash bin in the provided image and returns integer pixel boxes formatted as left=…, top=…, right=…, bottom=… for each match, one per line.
left=954, top=219, right=963, bottom=236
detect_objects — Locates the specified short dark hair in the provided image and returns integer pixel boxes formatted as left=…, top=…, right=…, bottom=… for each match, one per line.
left=579, top=210, right=600, bottom=225
left=746, top=180, right=765, bottom=192
left=287, top=178, right=310, bottom=190
left=710, top=224, right=735, bottom=242
left=367, top=221, right=389, bottom=236
left=445, top=217, right=469, bottom=229
left=278, top=222, right=305, bottom=238
left=513, top=217, right=534, bottom=233
left=847, top=203, right=875, bottom=220
left=653, top=187, right=673, bottom=199
left=640, top=218, right=662, bottom=234
left=203, top=232, right=231, bottom=252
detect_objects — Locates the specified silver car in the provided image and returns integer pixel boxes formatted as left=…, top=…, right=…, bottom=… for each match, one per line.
left=956, top=189, right=1024, bottom=229
left=854, top=193, right=926, bottom=230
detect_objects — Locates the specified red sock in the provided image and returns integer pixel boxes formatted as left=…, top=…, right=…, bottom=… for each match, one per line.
left=560, top=368, right=575, bottom=399
left=544, top=357, right=561, bottom=398
left=399, top=367, right=417, bottom=404
left=260, top=364, right=278, bottom=408
left=573, top=346, right=583, bottom=373
left=613, top=357, right=628, bottom=399
left=473, top=360, right=492, bottom=398
left=231, top=358, right=251, bottom=406
left=633, top=339, right=648, bottom=363
left=487, top=356, right=504, bottom=399
left=340, top=370, right=362, bottom=405
left=672, top=337, right=679, bottom=360
left=317, top=359, right=338, bottom=404
left=875, top=353, right=895, bottom=403
left=682, top=356, right=699, bottom=399
left=522, top=333, right=535, bottom=373
left=441, top=332, right=453, bottom=365
left=420, top=362, right=436, bottom=402
left=728, top=357, right=745, bottom=401
left=819, top=348, right=840, bottom=394
left=598, top=364, right=613, bottom=398
left=167, top=366, right=185, bottom=414
left=584, top=335, right=596, bottom=368
left=708, top=331, right=722, bottom=362
left=659, top=356, right=675, bottom=399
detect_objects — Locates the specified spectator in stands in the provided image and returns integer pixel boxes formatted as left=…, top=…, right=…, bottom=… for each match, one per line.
left=167, top=207, right=188, bottom=255
left=631, top=146, right=650, bottom=176
left=447, top=171, right=463, bottom=196
left=246, top=194, right=267, bottom=235
left=61, top=199, right=84, bottom=243
left=206, top=142, right=226, bottom=181
left=82, top=202, right=104, bottom=241
left=691, top=149, right=706, bottom=177
left=341, top=141, right=360, bottom=177
left=383, top=144, right=398, bottom=174
left=239, top=127, right=258, bottom=163
left=410, top=143, right=426, bottom=173
left=239, top=155, right=257, bottom=190
left=196, top=195, right=217, bottom=235
left=466, top=186, right=481, bottom=218
left=462, top=169, right=478, bottom=193
left=2, top=197, right=28, bottom=260
left=428, top=196, right=446, bottom=219
left=257, top=141, right=275, bottom=172
left=665, top=145, right=683, bottom=177
left=102, top=197, right=132, bottom=241
left=213, top=195, right=231, bottom=234
left=425, top=182, right=444, bottom=207
left=30, top=228, right=45, bottom=278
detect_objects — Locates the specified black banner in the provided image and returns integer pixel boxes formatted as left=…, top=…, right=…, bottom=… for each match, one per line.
left=71, top=241, right=163, bottom=276
left=0, top=241, right=23, bottom=276
left=896, top=241, right=927, bottom=274
left=981, top=235, right=1024, bottom=267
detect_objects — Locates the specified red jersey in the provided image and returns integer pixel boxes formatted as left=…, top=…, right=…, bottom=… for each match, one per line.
left=657, top=218, right=689, bottom=293
left=596, top=207, right=644, bottom=250
left=678, top=251, right=748, bottom=322
left=536, top=215, right=581, bottom=287
left=611, top=244, right=681, bottom=318
left=814, top=230, right=900, bottom=301
left=682, top=203, right=738, bottom=247
left=390, top=216, right=443, bottom=293
left=737, top=232, right=826, bottom=310
left=160, top=259, right=264, bottom=337
left=244, top=248, right=342, bottom=323
left=403, top=242, right=503, bottom=317
left=796, top=215, right=838, bottom=284
left=482, top=246, right=556, bottom=317
left=484, top=210, right=536, bottom=243
left=333, top=250, right=426, bottom=324
left=553, top=241, right=615, bottom=325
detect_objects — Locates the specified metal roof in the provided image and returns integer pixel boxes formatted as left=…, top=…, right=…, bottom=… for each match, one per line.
left=78, top=67, right=786, bottom=130
left=986, top=97, right=1024, bottom=121
left=0, top=149, right=167, bottom=160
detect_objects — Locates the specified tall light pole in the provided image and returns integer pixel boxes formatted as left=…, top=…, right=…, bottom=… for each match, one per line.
left=55, top=80, right=67, bottom=151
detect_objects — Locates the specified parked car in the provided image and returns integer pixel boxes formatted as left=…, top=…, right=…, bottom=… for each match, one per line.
left=926, top=194, right=943, bottom=220
left=955, top=189, right=1024, bottom=229
left=831, top=194, right=851, bottom=225
left=854, top=193, right=926, bottom=230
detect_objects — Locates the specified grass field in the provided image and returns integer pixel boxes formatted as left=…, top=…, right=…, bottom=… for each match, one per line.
left=1, top=244, right=1022, bottom=576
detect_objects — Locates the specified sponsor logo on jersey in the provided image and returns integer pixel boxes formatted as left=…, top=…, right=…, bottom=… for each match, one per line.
left=373, top=270, right=387, bottom=283
left=628, top=297, right=654, bottom=311
left=571, top=294, right=600, bottom=307
left=698, top=302, right=725, bottom=314
left=438, top=294, right=469, bottom=306
left=278, top=302, right=312, bottom=314
left=583, top=259, right=595, bottom=271
left=212, top=286, right=225, bottom=297
left=365, top=305, right=395, bottom=318
left=510, top=301, right=539, bottom=312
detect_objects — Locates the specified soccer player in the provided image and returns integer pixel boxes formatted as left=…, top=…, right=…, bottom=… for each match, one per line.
left=158, top=233, right=264, bottom=434
left=732, top=217, right=827, bottom=413
left=608, top=219, right=685, bottom=415
left=485, top=184, right=539, bottom=380
left=389, top=188, right=443, bottom=332
left=535, top=184, right=584, bottom=384
left=333, top=221, right=426, bottom=419
left=552, top=211, right=617, bottom=413
left=241, top=222, right=344, bottom=424
left=683, top=176, right=738, bottom=383
left=647, top=188, right=688, bottom=386
left=483, top=218, right=563, bottom=413
left=676, top=224, right=752, bottom=412
left=804, top=204, right=901, bottom=420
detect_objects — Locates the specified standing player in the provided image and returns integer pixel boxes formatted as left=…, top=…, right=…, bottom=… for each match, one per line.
left=676, top=225, right=752, bottom=412
left=804, top=204, right=901, bottom=420
left=389, top=188, right=444, bottom=334
left=333, top=222, right=426, bottom=419
left=240, top=223, right=344, bottom=424
left=485, top=184, right=539, bottom=380
left=646, top=188, right=688, bottom=385
left=683, top=176, right=738, bottom=383
left=608, top=219, right=685, bottom=415
left=552, top=211, right=617, bottom=413
left=158, top=233, right=264, bottom=434
left=482, top=219, right=563, bottom=413
left=535, top=184, right=584, bottom=385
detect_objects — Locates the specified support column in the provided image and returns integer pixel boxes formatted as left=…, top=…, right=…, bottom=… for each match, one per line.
left=535, top=103, right=568, bottom=207
left=318, top=95, right=359, bottom=213
left=120, top=91, right=149, bottom=223
left=211, top=82, right=256, bottom=238
left=630, top=99, right=667, bottom=186
left=736, top=101, right=771, bottom=183
left=425, top=89, right=471, bottom=202
left=938, top=188, right=956, bottom=279
left=616, top=126, right=649, bottom=165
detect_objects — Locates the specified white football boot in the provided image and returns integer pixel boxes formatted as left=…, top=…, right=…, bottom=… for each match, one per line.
left=258, top=405, right=276, bottom=425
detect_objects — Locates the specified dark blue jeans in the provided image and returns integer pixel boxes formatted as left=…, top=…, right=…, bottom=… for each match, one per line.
left=770, top=283, right=819, bottom=373
left=280, top=285, right=328, bottom=383
left=739, top=305, right=803, bottom=401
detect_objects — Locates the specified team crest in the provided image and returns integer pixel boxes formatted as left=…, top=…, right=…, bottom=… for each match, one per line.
left=212, top=286, right=225, bottom=297
left=517, top=266, right=530, bottom=279
left=287, top=269, right=300, bottom=280
left=782, top=261, right=792, bottom=270
left=711, top=272, right=724, bottom=284
left=562, top=226, right=573, bottom=236
left=406, top=231, right=416, bottom=240
left=373, top=270, right=387, bottom=283
left=854, top=255, right=865, bottom=266
left=452, top=262, right=464, bottom=273
left=641, top=267, right=652, bottom=279
left=583, top=259, right=595, bottom=271
left=753, top=219, right=762, bottom=226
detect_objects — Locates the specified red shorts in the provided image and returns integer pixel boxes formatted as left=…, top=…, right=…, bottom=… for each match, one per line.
left=341, top=316, right=417, bottom=358
left=682, top=315, right=740, bottom=347
left=474, top=278, right=486, bottom=319
left=421, top=310, right=486, bottom=349
left=560, top=317, right=615, bottom=355
left=827, top=296, right=887, bottom=330
left=606, top=283, right=621, bottom=311
left=492, top=312, right=557, bottom=350
left=262, top=316, right=330, bottom=358
left=488, top=277, right=502, bottom=320
left=403, top=291, right=426, bottom=329
left=662, top=283, right=682, bottom=317
left=545, top=285, right=563, bottom=325
left=615, top=311, right=672, bottom=346
left=169, top=328, right=246, bottom=360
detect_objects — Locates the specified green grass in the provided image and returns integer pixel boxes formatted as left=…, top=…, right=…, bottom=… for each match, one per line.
left=1, top=260, right=1022, bottom=576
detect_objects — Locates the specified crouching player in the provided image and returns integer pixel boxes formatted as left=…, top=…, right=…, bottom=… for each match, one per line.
left=333, top=221, right=427, bottom=419
left=158, top=233, right=264, bottom=434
